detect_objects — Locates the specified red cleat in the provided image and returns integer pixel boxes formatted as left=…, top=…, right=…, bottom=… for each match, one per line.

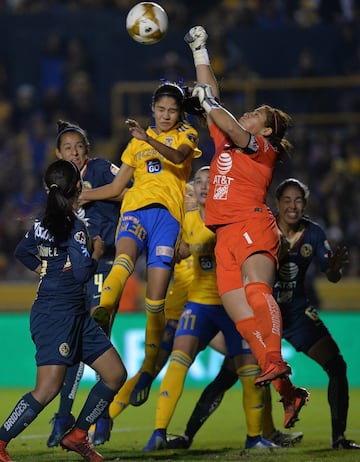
left=281, top=387, right=310, bottom=429
left=61, top=427, right=104, bottom=462
left=0, top=441, right=13, bottom=462
left=255, top=359, right=291, bottom=387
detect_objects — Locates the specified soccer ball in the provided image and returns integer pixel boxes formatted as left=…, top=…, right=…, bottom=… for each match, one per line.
left=126, top=2, right=168, bottom=45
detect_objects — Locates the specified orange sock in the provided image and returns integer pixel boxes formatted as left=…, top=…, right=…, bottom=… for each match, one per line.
left=245, top=282, right=283, bottom=354
left=272, top=375, right=295, bottom=396
left=235, top=317, right=266, bottom=368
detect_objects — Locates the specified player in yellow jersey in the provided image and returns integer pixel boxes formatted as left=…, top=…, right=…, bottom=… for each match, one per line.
left=99, top=185, right=196, bottom=446
left=143, top=166, right=279, bottom=451
left=107, top=256, right=194, bottom=424
left=80, top=82, right=201, bottom=416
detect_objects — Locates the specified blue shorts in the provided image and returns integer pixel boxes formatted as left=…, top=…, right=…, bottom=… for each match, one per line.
left=117, top=207, right=180, bottom=269
left=85, top=258, right=113, bottom=311
left=30, top=311, right=112, bottom=367
left=282, top=305, right=331, bottom=353
left=176, top=301, right=251, bottom=356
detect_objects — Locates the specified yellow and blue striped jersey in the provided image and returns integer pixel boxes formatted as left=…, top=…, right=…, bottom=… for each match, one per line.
left=121, top=122, right=201, bottom=224
left=182, top=209, right=220, bottom=305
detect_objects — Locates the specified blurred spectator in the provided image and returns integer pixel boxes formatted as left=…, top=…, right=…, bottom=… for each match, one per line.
left=146, top=51, right=192, bottom=81
left=39, top=32, right=66, bottom=96
left=11, top=84, right=38, bottom=132
left=63, top=37, right=92, bottom=83
left=63, top=71, right=105, bottom=138
left=256, top=0, right=288, bottom=28
left=292, top=0, right=322, bottom=27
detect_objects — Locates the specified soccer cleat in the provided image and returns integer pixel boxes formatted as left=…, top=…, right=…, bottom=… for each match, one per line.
left=142, top=429, right=167, bottom=452
left=245, top=435, right=280, bottom=449
left=92, top=416, right=113, bottom=446
left=332, top=437, right=360, bottom=449
left=167, top=434, right=192, bottom=449
left=266, top=429, right=304, bottom=447
left=61, top=427, right=104, bottom=462
left=281, top=387, right=310, bottom=429
left=0, top=440, right=13, bottom=462
left=47, top=413, right=75, bottom=448
left=130, top=371, right=153, bottom=407
left=255, top=358, right=291, bottom=387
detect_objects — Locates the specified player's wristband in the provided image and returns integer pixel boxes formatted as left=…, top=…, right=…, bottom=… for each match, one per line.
left=202, top=97, right=222, bottom=114
left=193, top=48, right=210, bottom=66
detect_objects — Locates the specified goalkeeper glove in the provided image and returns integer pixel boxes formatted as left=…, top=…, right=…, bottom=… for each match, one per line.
left=192, top=84, right=221, bottom=114
left=184, top=26, right=209, bottom=66
left=184, top=26, right=208, bottom=51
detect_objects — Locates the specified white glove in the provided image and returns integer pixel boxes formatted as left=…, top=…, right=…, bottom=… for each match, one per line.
left=184, top=26, right=208, bottom=51
left=192, top=84, right=221, bottom=114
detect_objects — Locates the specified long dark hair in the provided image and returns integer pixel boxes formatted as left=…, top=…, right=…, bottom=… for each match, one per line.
left=42, top=159, right=81, bottom=244
left=261, top=105, right=292, bottom=157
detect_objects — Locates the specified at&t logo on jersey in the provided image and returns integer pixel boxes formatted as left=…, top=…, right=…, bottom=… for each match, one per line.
left=213, top=152, right=234, bottom=201
left=217, top=152, right=232, bottom=174
left=147, top=159, right=162, bottom=174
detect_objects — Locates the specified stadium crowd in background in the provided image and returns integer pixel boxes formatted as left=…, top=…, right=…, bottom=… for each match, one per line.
left=0, top=0, right=360, bottom=285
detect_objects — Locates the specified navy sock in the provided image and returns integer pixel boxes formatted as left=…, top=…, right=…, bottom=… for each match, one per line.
left=185, top=358, right=238, bottom=440
left=0, top=392, right=44, bottom=442
left=58, top=362, right=85, bottom=415
left=75, top=381, right=116, bottom=431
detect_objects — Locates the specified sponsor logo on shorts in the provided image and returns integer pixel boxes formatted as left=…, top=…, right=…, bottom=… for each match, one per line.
left=156, top=245, right=174, bottom=258
left=59, top=343, right=70, bottom=357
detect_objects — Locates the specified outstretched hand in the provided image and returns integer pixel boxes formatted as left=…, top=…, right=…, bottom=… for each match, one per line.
left=126, top=118, right=148, bottom=141
left=328, top=246, right=349, bottom=273
left=326, top=245, right=349, bottom=282
left=184, top=26, right=208, bottom=51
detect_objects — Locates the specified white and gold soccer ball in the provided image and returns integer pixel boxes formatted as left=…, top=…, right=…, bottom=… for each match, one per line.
left=126, top=2, right=168, bottom=45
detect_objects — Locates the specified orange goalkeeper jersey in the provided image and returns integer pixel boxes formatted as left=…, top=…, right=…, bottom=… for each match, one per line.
left=205, top=123, right=278, bottom=228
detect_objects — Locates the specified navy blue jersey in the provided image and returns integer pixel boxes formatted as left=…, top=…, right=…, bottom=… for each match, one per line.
left=273, top=217, right=331, bottom=317
left=80, top=157, right=120, bottom=259
left=15, top=217, right=98, bottom=314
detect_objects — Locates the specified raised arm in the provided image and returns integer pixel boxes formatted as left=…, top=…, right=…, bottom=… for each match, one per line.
left=184, top=26, right=219, bottom=99
left=185, top=26, right=251, bottom=149
left=126, top=119, right=193, bottom=164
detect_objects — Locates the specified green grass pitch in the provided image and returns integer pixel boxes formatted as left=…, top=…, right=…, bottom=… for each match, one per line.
left=0, top=388, right=360, bottom=461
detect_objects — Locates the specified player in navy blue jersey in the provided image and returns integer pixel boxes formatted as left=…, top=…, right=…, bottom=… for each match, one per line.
left=46, top=120, right=122, bottom=448
left=272, top=178, right=358, bottom=450
left=0, top=159, right=127, bottom=462
left=168, top=178, right=359, bottom=451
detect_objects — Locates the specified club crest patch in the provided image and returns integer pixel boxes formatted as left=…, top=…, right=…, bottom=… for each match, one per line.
left=59, top=343, right=70, bottom=357
left=300, top=243, right=312, bottom=257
